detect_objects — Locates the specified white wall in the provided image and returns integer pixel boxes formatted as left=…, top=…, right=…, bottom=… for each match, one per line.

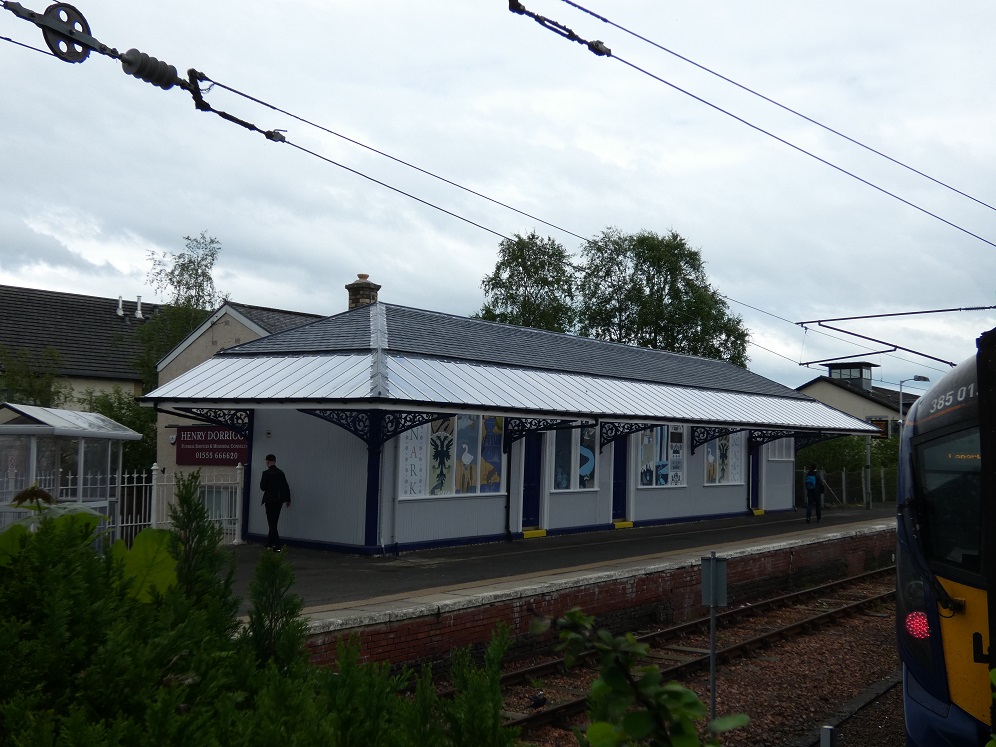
left=384, top=432, right=512, bottom=547
left=629, top=433, right=747, bottom=522
left=546, top=443, right=613, bottom=529
left=762, top=441, right=796, bottom=511
left=248, top=410, right=367, bottom=546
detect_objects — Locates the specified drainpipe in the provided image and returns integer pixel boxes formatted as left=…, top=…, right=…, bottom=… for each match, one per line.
left=364, top=411, right=383, bottom=549
left=504, top=438, right=513, bottom=541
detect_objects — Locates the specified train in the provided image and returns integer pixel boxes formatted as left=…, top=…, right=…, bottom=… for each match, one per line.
left=896, top=330, right=995, bottom=746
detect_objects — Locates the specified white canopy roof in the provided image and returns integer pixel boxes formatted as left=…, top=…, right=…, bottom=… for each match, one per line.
left=144, top=352, right=877, bottom=434
left=0, top=403, right=143, bottom=440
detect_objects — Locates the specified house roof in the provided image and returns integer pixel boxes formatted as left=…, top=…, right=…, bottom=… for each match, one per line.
left=796, top=375, right=921, bottom=414
left=223, top=303, right=806, bottom=398
left=0, top=402, right=142, bottom=440
left=144, top=303, right=878, bottom=435
left=225, top=302, right=325, bottom=334
left=155, top=301, right=325, bottom=373
left=0, top=285, right=154, bottom=382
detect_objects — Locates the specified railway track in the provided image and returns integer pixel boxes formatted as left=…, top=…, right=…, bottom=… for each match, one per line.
left=499, top=566, right=896, bottom=740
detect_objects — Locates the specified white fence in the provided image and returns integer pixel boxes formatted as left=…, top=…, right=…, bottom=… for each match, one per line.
left=1, top=464, right=245, bottom=545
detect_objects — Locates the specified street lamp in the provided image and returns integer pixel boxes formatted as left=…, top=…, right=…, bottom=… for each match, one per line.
left=899, top=375, right=931, bottom=425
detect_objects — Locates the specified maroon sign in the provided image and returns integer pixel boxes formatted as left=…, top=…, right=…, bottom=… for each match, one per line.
left=174, top=426, right=249, bottom=466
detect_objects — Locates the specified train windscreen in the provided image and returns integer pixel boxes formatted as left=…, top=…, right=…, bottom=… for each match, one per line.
left=914, top=427, right=982, bottom=575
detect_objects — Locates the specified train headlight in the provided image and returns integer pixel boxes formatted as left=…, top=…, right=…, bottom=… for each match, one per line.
left=904, top=610, right=931, bottom=640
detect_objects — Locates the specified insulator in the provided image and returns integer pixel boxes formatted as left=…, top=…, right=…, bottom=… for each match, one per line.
left=121, top=48, right=179, bottom=90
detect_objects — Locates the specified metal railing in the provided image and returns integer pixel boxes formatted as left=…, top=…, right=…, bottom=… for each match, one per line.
left=1, top=464, right=244, bottom=545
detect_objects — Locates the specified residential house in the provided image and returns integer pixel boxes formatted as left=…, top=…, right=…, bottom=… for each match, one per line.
left=0, top=285, right=154, bottom=402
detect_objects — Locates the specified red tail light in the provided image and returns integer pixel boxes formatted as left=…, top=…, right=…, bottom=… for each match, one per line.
left=905, top=610, right=931, bottom=640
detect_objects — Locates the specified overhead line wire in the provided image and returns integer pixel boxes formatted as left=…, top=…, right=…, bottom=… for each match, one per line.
left=509, top=1, right=996, bottom=250
left=0, top=7, right=971, bottom=372
left=196, top=74, right=589, bottom=242
left=282, top=140, right=512, bottom=242
left=609, top=54, right=996, bottom=250
left=558, top=0, right=996, bottom=215
left=0, top=32, right=53, bottom=56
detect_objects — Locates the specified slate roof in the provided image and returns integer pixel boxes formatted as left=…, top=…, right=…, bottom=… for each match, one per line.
left=222, top=303, right=807, bottom=400
left=145, top=302, right=878, bottom=433
left=796, top=375, right=921, bottom=414
left=0, top=285, right=155, bottom=382
left=226, top=302, right=324, bottom=334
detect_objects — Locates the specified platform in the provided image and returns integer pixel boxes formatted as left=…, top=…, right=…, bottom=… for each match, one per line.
left=228, top=503, right=897, bottom=635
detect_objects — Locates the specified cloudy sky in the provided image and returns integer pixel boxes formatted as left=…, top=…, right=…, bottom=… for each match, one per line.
left=2, top=0, right=995, bottom=395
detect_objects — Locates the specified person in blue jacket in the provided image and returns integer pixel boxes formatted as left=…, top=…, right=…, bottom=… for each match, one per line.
left=804, top=464, right=824, bottom=524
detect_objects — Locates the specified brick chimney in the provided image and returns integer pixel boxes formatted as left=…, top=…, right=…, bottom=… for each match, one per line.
left=345, top=273, right=381, bottom=310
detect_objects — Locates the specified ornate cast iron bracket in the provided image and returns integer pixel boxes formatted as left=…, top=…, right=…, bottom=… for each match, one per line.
left=599, top=421, right=657, bottom=452
left=794, top=432, right=845, bottom=452
left=748, top=429, right=798, bottom=448
left=300, top=409, right=450, bottom=446
left=503, top=416, right=589, bottom=453
left=173, top=407, right=251, bottom=437
left=690, top=425, right=745, bottom=455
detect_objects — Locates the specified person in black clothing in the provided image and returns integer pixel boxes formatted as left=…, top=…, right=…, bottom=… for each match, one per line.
left=260, top=453, right=291, bottom=551
left=805, top=463, right=824, bottom=524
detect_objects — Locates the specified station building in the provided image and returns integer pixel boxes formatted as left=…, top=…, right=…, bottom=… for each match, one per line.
left=142, top=277, right=877, bottom=553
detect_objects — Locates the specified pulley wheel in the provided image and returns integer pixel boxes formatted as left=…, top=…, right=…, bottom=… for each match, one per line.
left=42, top=3, right=91, bottom=63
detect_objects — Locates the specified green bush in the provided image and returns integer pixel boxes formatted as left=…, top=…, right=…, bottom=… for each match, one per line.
left=0, top=471, right=519, bottom=746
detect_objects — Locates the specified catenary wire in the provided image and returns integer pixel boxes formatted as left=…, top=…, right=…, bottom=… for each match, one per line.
left=194, top=74, right=589, bottom=243
left=557, top=0, right=996, bottom=215
left=509, top=1, right=996, bottom=250
left=282, top=140, right=511, bottom=242
left=0, top=25, right=971, bottom=372
left=720, top=294, right=952, bottom=374
left=0, top=32, right=54, bottom=56
left=0, top=38, right=957, bottom=373
left=610, top=54, right=996, bottom=250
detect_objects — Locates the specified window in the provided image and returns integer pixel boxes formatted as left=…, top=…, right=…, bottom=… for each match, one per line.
left=638, top=425, right=686, bottom=487
left=399, top=416, right=504, bottom=497
left=704, top=431, right=745, bottom=485
left=830, top=367, right=871, bottom=380
left=552, top=424, right=597, bottom=491
left=913, top=427, right=981, bottom=574
left=768, top=437, right=794, bottom=461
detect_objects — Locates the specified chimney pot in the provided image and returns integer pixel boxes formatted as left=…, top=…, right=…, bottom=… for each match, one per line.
left=345, top=273, right=382, bottom=310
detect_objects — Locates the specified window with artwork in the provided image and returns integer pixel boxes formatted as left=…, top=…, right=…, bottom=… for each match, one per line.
left=552, top=424, right=597, bottom=491
left=704, top=430, right=745, bottom=485
left=399, top=415, right=504, bottom=497
left=638, top=425, right=686, bottom=487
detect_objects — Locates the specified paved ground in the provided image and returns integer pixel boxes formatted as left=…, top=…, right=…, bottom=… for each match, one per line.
left=227, top=502, right=897, bottom=620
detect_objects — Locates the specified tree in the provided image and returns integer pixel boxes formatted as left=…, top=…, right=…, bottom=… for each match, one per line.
left=135, top=232, right=226, bottom=391
left=148, top=231, right=224, bottom=310
left=0, top=345, right=71, bottom=407
left=797, top=433, right=900, bottom=473
left=476, top=231, right=576, bottom=333
left=578, top=228, right=750, bottom=367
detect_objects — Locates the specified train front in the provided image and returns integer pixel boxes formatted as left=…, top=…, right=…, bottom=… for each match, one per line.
left=896, top=357, right=989, bottom=746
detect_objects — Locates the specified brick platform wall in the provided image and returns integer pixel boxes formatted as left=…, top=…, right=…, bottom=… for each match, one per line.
left=306, top=527, right=895, bottom=672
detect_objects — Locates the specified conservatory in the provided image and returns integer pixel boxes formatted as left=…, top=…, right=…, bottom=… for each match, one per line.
left=0, top=402, right=142, bottom=531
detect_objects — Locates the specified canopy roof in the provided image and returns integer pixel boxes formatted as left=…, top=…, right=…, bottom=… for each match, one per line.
left=0, top=403, right=143, bottom=440
left=143, top=303, right=878, bottom=435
